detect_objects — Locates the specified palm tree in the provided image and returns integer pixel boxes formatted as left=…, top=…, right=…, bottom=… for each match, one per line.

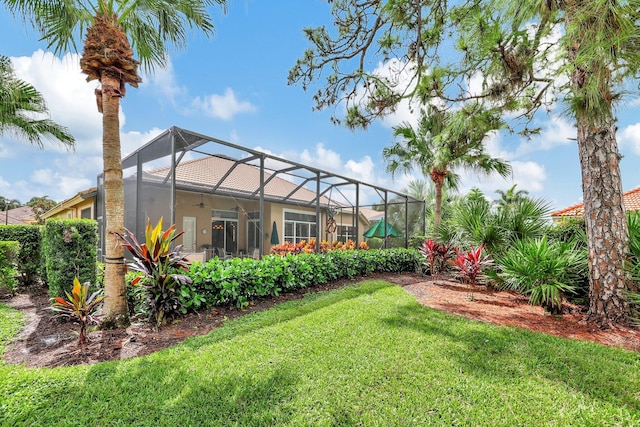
left=384, top=103, right=512, bottom=231
left=494, top=184, right=529, bottom=209
left=403, top=179, right=457, bottom=236
left=0, top=55, right=74, bottom=147
left=0, top=196, right=22, bottom=211
left=4, top=0, right=226, bottom=328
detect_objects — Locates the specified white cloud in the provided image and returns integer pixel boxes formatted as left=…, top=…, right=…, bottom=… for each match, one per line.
left=300, top=143, right=342, bottom=171
left=518, top=116, right=575, bottom=154
left=120, top=127, right=165, bottom=159
left=192, top=88, right=257, bottom=120
left=10, top=50, right=107, bottom=154
left=2, top=50, right=171, bottom=202
left=30, top=168, right=93, bottom=200
left=618, top=123, right=640, bottom=155
left=142, top=59, right=186, bottom=105
left=458, top=160, right=546, bottom=197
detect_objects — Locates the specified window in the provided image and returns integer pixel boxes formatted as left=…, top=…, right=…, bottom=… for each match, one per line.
left=284, top=211, right=317, bottom=244
left=80, top=207, right=92, bottom=219
left=336, top=225, right=356, bottom=242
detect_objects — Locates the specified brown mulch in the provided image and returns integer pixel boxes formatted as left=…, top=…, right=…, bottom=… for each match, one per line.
left=3, top=272, right=639, bottom=368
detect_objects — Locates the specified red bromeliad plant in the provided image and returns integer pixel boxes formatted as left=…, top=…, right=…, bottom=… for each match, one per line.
left=115, top=218, right=191, bottom=327
left=451, top=245, right=493, bottom=298
left=50, top=277, right=103, bottom=346
left=420, top=239, right=453, bottom=276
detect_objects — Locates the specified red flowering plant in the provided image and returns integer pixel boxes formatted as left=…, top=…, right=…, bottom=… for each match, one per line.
left=451, top=245, right=493, bottom=299
left=419, top=239, right=454, bottom=276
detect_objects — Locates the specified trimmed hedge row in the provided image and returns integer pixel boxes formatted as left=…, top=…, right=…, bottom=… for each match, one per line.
left=42, top=219, right=98, bottom=297
left=0, top=225, right=43, bottom=285
left=184, top=248, right=421, bottom=309
left=0, top=241, right=19, bottom=295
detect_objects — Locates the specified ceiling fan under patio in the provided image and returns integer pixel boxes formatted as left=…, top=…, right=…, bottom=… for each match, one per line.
left=194, top=194, right=208, bottom=208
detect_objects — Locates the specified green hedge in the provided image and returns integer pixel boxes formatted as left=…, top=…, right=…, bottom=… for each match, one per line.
left=184, top=248, right=421, bottom=310
left=42, top=219, right=98, bottom=298
left=0, top=225, right=43, bottom=285
left=0, top=241, right=19, bottom=295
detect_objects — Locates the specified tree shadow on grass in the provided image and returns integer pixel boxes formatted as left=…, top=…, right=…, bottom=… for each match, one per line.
left=178, top=280, right=396, bottom=352
left=382, top=301, right=640, bottom=414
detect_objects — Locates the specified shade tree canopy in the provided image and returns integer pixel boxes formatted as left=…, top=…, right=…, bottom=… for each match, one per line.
left=289, top=0, right=638, bottom=325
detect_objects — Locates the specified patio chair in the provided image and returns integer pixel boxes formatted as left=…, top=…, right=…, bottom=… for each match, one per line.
left=216, top=247, right=232, bottom=261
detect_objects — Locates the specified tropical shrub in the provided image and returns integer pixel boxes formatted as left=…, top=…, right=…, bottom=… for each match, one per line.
left=186, top=248, right=420, bottom=309
left=419, top=238, right=453, bottom=276
left=545, top=218, right=590, bottom=303
left=0, top=224, right=43, bottom=285
left=50, top=277, right=103, bottom=346
left=450, top=245, right=493, bottom=296
left=42, top=219, right=97, bottom=298
left=497, top=237, right=587, bottom=314
left=545, top=218, right=587, bottom=248
left=0, top=241, right=19, bottom=295
left=116, top=218, right=192, bottom=326
left=439, top=188, right=552, bottom=260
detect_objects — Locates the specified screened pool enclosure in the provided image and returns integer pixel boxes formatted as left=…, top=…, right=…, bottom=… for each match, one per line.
left=96, top=127, right=425, bottom=261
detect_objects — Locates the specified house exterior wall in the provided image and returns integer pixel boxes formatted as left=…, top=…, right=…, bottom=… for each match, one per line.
left=46, top=197, right=95, bottom=220
left=171, top=192, right=367, bottom=257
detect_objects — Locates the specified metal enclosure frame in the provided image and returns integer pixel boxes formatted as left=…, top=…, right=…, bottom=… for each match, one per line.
left=97, top=126, right=425, bottom=259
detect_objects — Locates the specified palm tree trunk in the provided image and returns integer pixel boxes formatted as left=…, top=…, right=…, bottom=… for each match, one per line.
left=100, top=72, right=129, bottom=328
left=433, top=179, right=443, bottom=232
left=577, top=116, right=630, bottom=326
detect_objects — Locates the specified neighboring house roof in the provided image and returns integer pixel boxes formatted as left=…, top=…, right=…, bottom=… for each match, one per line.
left=551, top=186, right=640, bottom=218
left=358, top=207, right=385, bottom=222
left=146, top=156, right=336, bottom=207
left=1, top=206, right=36, bottom=225
left=42, top=187, right=97, bottom=219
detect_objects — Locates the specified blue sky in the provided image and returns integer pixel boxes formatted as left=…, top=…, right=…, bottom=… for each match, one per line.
left=2, top=0, right=640, bottom=211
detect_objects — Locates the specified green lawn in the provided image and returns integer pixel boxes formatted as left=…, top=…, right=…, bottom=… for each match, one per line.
left=1, top=280, right=639, bottom=426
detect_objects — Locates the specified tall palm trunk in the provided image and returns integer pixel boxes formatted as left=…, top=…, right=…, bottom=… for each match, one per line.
left=577, top=116, right=630, bottom=326
left=100, top=71, right=128, bottom=327
left=81, top=13, right=140, bottom=328
left=430, top=169, right=446, bottom=232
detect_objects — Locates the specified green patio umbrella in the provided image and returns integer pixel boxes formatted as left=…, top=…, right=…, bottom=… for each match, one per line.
left=270, top=221, right=280, bottom=245
left=363, top=218, right=403, bottom=239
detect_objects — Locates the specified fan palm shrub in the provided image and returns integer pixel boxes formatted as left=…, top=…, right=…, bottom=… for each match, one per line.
left=438, top=189, right=507, bottom=257
left=498, top=236, right=587, bottom=314
left=439, top=188, right=552, bottom=261
left=545, top=218, right=589, bottom=303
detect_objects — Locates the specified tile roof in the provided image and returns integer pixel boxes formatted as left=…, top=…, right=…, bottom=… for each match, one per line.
left=146, top=156, right=334, bottom=206
left=1, top=206, right=36, bottom=225
left=551, top=187, right=640, bottom=217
